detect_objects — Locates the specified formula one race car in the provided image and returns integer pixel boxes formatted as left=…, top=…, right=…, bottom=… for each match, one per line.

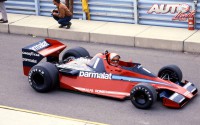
left=22, top=39, right=198, bottom=109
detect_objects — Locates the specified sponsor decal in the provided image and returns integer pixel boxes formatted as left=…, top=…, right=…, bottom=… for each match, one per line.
left=29, top=41, right=50, bottom=51
left=95, top=89, right=130, bottom=96
left=74, top=87, right=94, bottom=93
left=22, top=51, right=40, bottom=57
left=79, top=71, right=112, bottom=80
left=74, top=87, right=130, bottom=96
left=147, top=4, right=195, bottom=21
left=23, top=58, right=37, bottom=63
left=132, top=87, right=152, bottom=101
left=28, top=68, right=45, bottom=86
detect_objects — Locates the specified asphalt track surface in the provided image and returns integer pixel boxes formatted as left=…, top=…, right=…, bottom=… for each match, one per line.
left=0, top=33, right=200, bottom=125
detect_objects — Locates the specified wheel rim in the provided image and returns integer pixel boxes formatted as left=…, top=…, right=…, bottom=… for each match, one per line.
left=134, top=91, right=148, bottom=105
left=63, top=56, right=76, bottom=63
left=32, top=73, right=44, bottom=88
left=159, top=70, right=179, bottom=83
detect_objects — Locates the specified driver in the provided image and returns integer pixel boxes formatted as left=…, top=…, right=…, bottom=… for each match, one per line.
left=108, top=53, right=120, bottom=67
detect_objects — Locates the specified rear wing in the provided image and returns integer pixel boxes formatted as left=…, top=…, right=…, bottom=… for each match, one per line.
left=22, top=39, right=66, bottom=76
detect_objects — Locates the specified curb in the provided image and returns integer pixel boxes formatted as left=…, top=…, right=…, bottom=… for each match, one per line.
left=0, top=105, right=108, bottom=125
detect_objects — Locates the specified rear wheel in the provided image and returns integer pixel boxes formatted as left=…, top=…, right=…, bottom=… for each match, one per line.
left=158, top=65, right=182, bottom=83
left=62, top=47, right=90, bottom=63
left=28, top=62, right=59, bottom=92
left=130, top=83, right=157, bottom=109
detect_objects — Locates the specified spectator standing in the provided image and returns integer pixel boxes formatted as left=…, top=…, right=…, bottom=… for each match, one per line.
left=0, top=0, right=8, bottom=23
left=52, top=0, right=72, bottom=29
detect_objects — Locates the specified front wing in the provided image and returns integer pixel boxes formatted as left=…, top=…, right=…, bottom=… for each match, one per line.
left=161, top=81, right=198, bottom=108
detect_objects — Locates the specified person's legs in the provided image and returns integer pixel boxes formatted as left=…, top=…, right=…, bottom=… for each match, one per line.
left=57, top=18, right=67, bottom=28
left=58, top=16, right=72, bottom=25
left=65, top=16, right=72, bottom=29
left=58, top=16, right=72, bottom=28
left=0, top=2, right=8, bottom=22
left=65, top=16, right=72, bottom=25
left=58, top=18, right=67, bottom=26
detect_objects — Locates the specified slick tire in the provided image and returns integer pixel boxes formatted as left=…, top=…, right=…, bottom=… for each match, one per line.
left=62, top=47, right=90, bottom=63
left=28, top=62, right=59, bottom=93
left=130, top=83, right=157, bottom=109
left=158, top=65, right=182, bottom=83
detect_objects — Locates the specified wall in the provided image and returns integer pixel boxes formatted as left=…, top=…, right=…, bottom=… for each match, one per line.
left=4, top=0, right=200, bottom=29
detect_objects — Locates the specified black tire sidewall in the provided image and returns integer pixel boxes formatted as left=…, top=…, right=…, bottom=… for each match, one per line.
left=72, top=47, right=90, bottom=57
left=29, top=66, right=52, bottom=92
left=130, top=83, right=157, bottom=109
left=37, top=62, right=59, bottom=89
left=28, top=62, right=58, bottom=92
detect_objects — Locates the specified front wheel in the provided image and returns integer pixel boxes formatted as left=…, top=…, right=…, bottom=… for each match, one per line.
left=158, top=65, right=182, bottom=83
left=130, top=83, right=157, bottom=109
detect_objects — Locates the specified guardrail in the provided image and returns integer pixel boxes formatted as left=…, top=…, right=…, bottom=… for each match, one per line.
left=4, top=0, right=200, bottom=29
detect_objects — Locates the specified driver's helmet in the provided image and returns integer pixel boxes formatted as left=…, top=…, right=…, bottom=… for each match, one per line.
left=108, top=53, right=120, bottom=66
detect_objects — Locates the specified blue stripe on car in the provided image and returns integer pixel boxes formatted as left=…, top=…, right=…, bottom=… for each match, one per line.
left=112, top=75, right=170, bottom=86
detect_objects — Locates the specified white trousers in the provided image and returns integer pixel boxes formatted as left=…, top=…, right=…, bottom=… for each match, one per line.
left=0, top=2, right=7, bottom=21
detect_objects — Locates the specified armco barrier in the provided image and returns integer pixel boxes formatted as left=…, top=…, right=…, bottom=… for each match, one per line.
left=5, top=0, right=200, bottom=29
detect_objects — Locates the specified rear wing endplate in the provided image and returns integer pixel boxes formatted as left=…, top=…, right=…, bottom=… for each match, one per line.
left=22, top=39, right=66, bottom=76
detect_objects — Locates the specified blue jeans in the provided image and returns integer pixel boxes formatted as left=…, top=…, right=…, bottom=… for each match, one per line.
left=53, top=15, right=72, bottom=26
